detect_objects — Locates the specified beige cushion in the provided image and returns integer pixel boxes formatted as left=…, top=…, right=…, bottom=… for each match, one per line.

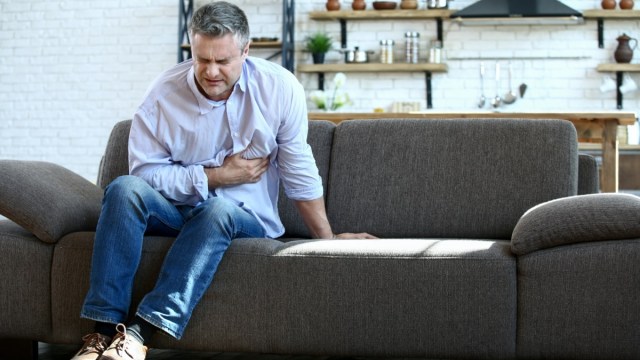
left=511, top=193, right=640, bottom=255
left=0, top=160, right=103, bottom=243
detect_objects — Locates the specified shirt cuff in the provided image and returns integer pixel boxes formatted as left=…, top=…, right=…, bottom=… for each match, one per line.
left=285, top=185, right=324, bottom=201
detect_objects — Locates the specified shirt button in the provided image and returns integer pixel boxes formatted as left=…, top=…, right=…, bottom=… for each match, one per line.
left=233, top=132, right=239, bottom=137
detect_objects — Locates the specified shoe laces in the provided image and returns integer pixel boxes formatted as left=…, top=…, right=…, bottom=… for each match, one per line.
left=113, top=323, right=141, bottom=357
left=79, top=333, right=109, bottom=355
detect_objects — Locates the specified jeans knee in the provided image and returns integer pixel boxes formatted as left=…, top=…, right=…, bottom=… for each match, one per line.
left=194, top=197, right=237, bottom=221
left=104, top=175, right=150, bottom=202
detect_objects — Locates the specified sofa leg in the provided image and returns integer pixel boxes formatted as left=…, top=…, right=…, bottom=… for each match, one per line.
left=0, top=339, right=38, bottom=359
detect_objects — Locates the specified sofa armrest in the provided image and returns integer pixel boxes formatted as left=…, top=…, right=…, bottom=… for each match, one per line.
left=0, top=160, right=103, bottom=243
left=511, top=193, right=640, bottom=255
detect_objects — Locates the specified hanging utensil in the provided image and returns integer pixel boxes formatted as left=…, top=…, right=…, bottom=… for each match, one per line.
left=503, top=62, right=517, bottom=105
left=519, top=83, right=528, bottom=98
left=491, top=62, right=501, bottom=108
left=478, top=62, right=486, bottom=108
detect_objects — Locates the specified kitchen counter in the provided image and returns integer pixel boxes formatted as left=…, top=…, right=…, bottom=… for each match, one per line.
left=308, top=111, right=638, bottom=192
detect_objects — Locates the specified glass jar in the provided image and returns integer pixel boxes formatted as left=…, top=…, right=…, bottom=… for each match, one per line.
left=405, top=32, right=420, bottom=63
left=428, top=40, right=443, bottom=63
left=380, top=39, right=395, bottom=64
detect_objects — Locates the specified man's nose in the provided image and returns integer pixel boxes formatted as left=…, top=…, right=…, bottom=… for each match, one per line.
left=205, top=63, right=219, bottom=77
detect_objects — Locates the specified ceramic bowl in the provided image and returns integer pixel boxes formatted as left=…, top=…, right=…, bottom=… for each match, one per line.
left=372, top=1, right=398, bottom=10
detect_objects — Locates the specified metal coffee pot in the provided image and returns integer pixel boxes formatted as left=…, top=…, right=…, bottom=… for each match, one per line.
left=342, top=47, right=372, bottom=63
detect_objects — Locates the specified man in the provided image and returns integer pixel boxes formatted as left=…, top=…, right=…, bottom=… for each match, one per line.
left=72, top=2, right=375, bottom=360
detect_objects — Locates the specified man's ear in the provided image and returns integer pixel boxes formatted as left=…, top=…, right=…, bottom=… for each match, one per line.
left=242, top=42, right=250, bottom=58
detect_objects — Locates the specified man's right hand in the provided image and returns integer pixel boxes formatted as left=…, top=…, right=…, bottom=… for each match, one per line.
left=204, top=152, right=269, bottom=188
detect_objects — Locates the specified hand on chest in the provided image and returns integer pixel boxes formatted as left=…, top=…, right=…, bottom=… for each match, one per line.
left=162, top=109, right=277, bottom=167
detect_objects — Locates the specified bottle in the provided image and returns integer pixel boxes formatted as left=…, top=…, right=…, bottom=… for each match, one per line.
left=428, top=40, right=443, bottom=63
left=380, top=40, right=395, bottom=64
left=405, top=32, right=420, bottom=63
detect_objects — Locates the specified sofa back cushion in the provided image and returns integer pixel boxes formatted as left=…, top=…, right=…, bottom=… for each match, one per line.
left=96, top=119, right=336, bottom=237
left=278, top=120, right=335, bottom=237
left=97, top=119, right=131, bottom=189
left=326, top=119, right=578, bottom=239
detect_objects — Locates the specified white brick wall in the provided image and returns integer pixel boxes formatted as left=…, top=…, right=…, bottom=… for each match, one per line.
left=1, top=0, right=638, bottom=182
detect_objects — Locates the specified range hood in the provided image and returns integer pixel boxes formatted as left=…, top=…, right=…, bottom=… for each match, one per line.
left=451, top=0, right=584, bottom=26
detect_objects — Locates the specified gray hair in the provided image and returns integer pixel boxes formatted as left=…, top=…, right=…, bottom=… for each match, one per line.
left=190, top=1, right=250, bottom=50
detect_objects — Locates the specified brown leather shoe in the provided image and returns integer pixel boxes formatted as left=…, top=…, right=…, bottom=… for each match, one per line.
left=71, top=333, right=111, bottom=360
left=98, top=324, right=148, bottom=360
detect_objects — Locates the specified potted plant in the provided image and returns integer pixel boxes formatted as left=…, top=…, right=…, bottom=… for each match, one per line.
left=306, top=32, right=333, bottom=64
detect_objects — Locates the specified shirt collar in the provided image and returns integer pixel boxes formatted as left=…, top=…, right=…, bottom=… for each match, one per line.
left=187, top=61, right=248, bottom=115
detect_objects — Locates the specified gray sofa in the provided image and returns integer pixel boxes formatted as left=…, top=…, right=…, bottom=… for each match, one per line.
left=1, top=118, right=639, bottom=360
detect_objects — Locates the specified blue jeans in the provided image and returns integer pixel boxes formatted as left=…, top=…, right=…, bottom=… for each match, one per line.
left=80, top=175, right=266, bottom=339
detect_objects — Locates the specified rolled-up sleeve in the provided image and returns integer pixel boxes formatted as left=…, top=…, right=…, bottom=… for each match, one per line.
left=129, top=108, right=209, bottom=206
left=276, top=81, right=324, bottom=201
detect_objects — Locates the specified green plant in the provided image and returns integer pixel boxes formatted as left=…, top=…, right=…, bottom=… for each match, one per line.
left=305, top=32, right=333, bottom=54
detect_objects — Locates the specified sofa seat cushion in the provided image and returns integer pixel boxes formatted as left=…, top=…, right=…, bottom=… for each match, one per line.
left=52, top=234, right=516, bottom=358
left=511, top=193, right=640, bottom=255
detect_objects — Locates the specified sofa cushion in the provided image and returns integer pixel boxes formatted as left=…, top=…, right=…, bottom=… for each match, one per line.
left=278, top=120, right=335, bottom=238
left=97, top=119, right=131, bottom=189
left=0, top=160, right=103, bottom=243
left=51, top=234, right=517, bottom=359
left=578, top=153, right=599, bottom=195
left=326, top=119, right=578, bottom=239
left=511, top=193, right=640, bottom=255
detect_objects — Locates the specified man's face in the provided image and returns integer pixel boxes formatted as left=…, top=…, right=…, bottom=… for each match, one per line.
left=191, top=32, right=248, bottom=101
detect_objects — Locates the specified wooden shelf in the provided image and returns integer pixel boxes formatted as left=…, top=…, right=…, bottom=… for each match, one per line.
left=583, top=9, right=640, bottom=49
left=251, top=41, right=282, bottom=49
left=297, top=63, right=448, bottom=73
left=580, top=143, right=640, bottom=151
left=583, top=9, right=640, bottom=19
left=596, top=64, right=640, bottom=109
left=306, top=8, right=453, bottom=108
left=183, top=41, right=283, bottom=49
left=309, top=9, right=455, bottom=20
left=596, top=63, right=640, bottom=72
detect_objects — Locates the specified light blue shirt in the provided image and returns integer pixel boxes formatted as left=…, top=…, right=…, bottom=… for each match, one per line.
left=129, top=57, right=323, bottom=238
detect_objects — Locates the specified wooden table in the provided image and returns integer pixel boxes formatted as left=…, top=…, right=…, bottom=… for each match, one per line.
left=308, top=111, right=638, bottom=193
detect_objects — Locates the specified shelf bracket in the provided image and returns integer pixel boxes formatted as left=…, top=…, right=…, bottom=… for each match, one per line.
left=616, top=71, right=624, bottom=109
left=425, top=71, right=433, bottom=109
left=340, top=19, right=347, bottom=48
left=318, top=73, right=325, bottom=91
left=282, top=0, right=295, bottom=72
left=597, top=18, right=604, bottom=49
left=437, top=18, right=444, bottom=45
left=178, top=0, right=194, bottom=63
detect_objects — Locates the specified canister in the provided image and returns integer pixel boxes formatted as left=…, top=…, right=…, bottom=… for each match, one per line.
left=405, top=32, right=419, bottom=63
left=380, top=39, right=395, bottom=64
left=427, top=0, right=448, bottom=9
left=428, top=40, right=443, bottom=63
